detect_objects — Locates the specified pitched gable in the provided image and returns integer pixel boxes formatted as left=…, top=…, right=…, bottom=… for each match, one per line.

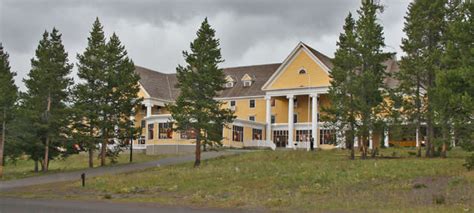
left=262, top=42, right=332, bottom=91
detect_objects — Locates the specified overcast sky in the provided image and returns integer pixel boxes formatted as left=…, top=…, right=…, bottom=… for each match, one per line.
left=1, top=0, right=411, bottom=90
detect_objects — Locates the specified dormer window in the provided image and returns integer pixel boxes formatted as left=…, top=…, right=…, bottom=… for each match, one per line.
left=225, top=82, right=234, bottom=88
left=299, top=68, right=307, bottom=75
left=224, top=75, right=235, bottom=88
left=241, top=74, right=254, bottom=87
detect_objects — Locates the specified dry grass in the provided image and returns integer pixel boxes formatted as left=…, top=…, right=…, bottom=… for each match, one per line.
left=2, top=148, right=473, bottom=212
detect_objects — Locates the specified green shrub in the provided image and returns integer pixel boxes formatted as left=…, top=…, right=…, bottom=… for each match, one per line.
left=463, top=153, right=474, bottom=171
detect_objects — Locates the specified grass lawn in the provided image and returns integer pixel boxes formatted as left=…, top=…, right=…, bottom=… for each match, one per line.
left=2, top=148, right=473, bottom=212
left=1, top=152, right=166, bottom=181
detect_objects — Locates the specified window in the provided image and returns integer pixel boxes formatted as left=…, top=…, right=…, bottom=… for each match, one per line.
left=249, top=99, right=255, bottom=108
left=147, top=124, right=154, bottom=140
left=271, top=115, right=276, bottom=124
left=299, top=69, right=307, bottom=74
left=293, top=113, right=298, bottom=123
left=141, top=120, right=146, bottom=129
left=243, top=81, right=252, bottom=87
left=225, top=82, right=234, bottom=88
left=271, top=98, right=275, bottom=107
left=296, top=130, right=312, bottom=142
left=252, top=128, right=262, bottom=140
left=293, top=98, right=298, bottom=108
left=180, top=128, right=196, bottom=139
left=232, top=125, right=244, bottom=142
left=159, top=122, right=173, bottom=139
left=230, top=100, right=236, bottom=107
left=320, top=129, right=336, bottom=145
left=249, top=116, right=255, bottom=121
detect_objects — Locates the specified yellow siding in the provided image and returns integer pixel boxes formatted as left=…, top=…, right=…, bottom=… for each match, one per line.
left=223, top=98, right=266, bottom=122
left=268, top=50, right=331, bottom=90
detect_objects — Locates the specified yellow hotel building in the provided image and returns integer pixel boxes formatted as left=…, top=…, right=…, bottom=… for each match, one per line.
left=132, top=42, right=401, bottom=153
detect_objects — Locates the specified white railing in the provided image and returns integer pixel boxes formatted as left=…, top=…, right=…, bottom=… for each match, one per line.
left=243, top=140, right=276, bottom=150
left=133, top=144, right=147, bottom=150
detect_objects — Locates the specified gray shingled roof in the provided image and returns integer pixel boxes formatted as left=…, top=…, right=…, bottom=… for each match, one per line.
left=135, top=44, right=399, bottom=101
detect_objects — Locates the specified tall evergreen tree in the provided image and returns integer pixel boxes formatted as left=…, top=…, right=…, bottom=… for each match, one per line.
left=169, top=18, right=235, bottom=167
left=325, top=13, right=361, bottom=160
left=23, top=28, right=73, bottom=172
left=434, top=0, right=474, bottom=157
left=104, top=33, right=142, bottom=163
left=399, top=0, right=447, bottom=158
left=353, top=0, right=391, bottom=159
left=74, top=18, right=107, bottom=167
left=75, top=18, right=141, bottom=167
left=0, top=43, right=18, bottom=178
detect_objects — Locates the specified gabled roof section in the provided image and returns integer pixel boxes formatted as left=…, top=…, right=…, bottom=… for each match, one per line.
left=225, top=75, right=236, bottom=82
left=135, top=63, right=281, bottom=100
left=134, top=66, right=178, bottom=101
left=241, top=73, right=254, bottom=81
left=262, top=42, right=333, bottom=90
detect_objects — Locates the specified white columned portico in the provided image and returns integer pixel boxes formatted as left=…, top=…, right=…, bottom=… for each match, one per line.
left=287, top=94, right=295, bottom=148
left=311, top=94, right=319, bottom=148
left=265, top=96, right=272, bottom=144
left=145, top=103, right=153, bottom=117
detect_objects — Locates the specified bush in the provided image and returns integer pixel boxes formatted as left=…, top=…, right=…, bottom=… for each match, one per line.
left=463, top=153, right=474, bottom=171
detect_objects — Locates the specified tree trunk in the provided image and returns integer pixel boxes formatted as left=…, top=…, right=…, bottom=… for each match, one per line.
left=348, top=127, right=355, bottom=160
left=0, top=108, right=6, bottom=178
left=88, top=148, right=94, bottom=168
left=101, top=129, right=108, bottom=166
left=194, top=133, right=201, bottom=167
left=34, top=160, right=39, bottom=173
left=43, top=95, right=52, bottom=172
left=416, top=126, right=422, bottom=157
left=361, top=135, right=367, bottom=160
left=43, top=136, right=50, bottom=172
left=425, top=115, right=434, bottom=158
left=441, top=126, right=448, bottom=158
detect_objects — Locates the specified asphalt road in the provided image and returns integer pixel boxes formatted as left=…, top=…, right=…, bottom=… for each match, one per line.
left=0, top=197, right=249, bottom=213
left=0, top=150, right=241, bottom=191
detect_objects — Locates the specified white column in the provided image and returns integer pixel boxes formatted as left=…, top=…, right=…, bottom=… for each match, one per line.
left=287, top=95, right=295, bottom=148
left=354, top=135, right=359, bottom=147
left=265, top=96, right=272, bottom=144
left=384, top=128, right=389, bottom=148
left=311, top=94, right=319, bottom=148
left=415, top=127, right=420, bottom=148
left=369, top=130, right=373, bottom=150
left=145, top=103, right=152, bottom=117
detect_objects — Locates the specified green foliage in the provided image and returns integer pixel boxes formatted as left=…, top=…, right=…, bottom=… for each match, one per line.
left=326, top=1, right=391, bottom=158
left=74, top=18, right=142, bottom=166
left=169, top=18, right=235, bottom=161
left=21, top=28, right=74, bottom=170
left=463, top=153, right=474, bottom=171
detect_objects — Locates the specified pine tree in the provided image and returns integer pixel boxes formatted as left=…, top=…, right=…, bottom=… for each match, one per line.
left=353, top=0, right=392, bottom=159
left=0, top=43, right=18, bottom=178
left=169, top=18, right=235, bottom=167
left=23, top=28, right=73, bottom=172
left=74, top=18, right=107, bottom=167
left=434, top=0, right=474, bottom=157
left=104, top=33, right=142, bottom=163
left=325, top=13, right=361, bottom=160
left=399, top=0, right=447, bottom=158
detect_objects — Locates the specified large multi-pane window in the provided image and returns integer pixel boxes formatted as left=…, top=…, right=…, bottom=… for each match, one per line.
left=232, top=125, right=244, bottom=142
left=252, top=128, right=262, bottom=140
left=320, top=129, right=336, bottom=145
left=147, top=124, right=154, bottom=140
left=296, top=130, right=312, bottom=142
left=180, top=128, right=196, bottom=139
left=159, top=122, right=173, bottom=139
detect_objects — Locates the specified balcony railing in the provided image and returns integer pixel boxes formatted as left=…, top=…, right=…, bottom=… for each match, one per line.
left=243, top=140, right=276, bottom=150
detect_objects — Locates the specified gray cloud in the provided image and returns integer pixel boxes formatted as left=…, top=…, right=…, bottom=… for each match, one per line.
left=0, top=0, right=410, bottom=90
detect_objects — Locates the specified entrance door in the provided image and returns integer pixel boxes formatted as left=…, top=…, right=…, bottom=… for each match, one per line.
left=273, top=130, right=288, bottom=147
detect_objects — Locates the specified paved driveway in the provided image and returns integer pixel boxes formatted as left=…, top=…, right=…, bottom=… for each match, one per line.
left=0, top=150, right=241, bottom=191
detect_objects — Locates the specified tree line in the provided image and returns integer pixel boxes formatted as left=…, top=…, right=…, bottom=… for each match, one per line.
left=0, top=18, right=141, bottom=177
left=326, top=0, right=473, bottom=161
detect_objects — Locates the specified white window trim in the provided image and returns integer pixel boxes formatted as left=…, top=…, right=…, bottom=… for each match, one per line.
left=249, top=99, right=256, bottom=108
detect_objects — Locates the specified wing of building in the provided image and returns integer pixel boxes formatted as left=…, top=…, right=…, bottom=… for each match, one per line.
left=132, top=42, right=405, bottom=154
